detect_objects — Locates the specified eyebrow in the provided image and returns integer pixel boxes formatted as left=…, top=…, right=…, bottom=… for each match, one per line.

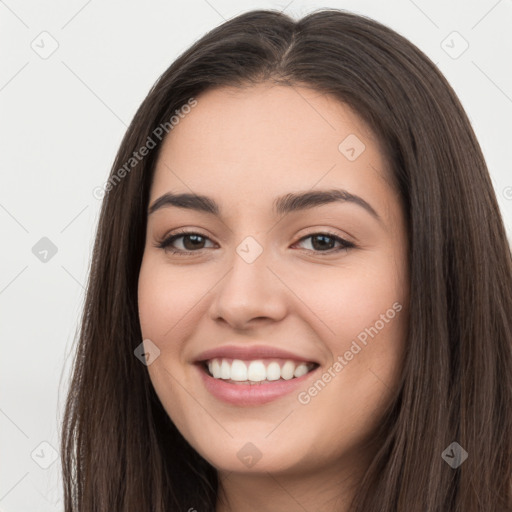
left=148, top=188, right=382, bottom=223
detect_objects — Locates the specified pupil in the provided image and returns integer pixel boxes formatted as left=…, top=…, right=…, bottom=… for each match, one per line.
left=184, top=235, right=204, bottom=250
left=312, top=235, right=333, bottom=251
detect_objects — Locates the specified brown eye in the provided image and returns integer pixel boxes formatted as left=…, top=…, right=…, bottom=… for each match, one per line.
left=180, top=234, right=207, bottom=250
left=157, top=231, right=215, bottom=254
left=295, top=233, right=355, bottom=253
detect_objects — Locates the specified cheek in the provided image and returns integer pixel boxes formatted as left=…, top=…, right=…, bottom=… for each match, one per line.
left=292, top=306, right=407, bottom=463
left=137, top=256, right=200, bottom=433
left=289, top=255, right=408, bottom=414
left=287, top=254, right=407, bottom=349
left=137, top=255, right=208, bottom=343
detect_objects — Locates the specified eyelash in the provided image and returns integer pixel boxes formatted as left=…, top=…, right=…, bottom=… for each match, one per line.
left=155, top=228, right=356, bottom=256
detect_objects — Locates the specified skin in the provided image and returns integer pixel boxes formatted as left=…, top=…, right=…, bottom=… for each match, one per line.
left=137, top=83, right=410, bottom=511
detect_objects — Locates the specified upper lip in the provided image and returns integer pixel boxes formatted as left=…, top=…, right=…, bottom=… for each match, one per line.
left=193, top=344, right=320, bottom=365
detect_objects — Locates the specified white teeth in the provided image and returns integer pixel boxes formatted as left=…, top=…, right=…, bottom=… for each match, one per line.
left=230, top=359, right=247, bottom=381
left=281, top=361, right=295, bottom=380
left=205, top=358, right=315, bottom=382
left=211, top=359, right=221, bottom=378
left=220, top=359, right=231, bottom=379
left=247, top=360, right=266, bottom=381
left=293, top=363, right=309, bottom=378
left=266, top=362, right=281, bottom=381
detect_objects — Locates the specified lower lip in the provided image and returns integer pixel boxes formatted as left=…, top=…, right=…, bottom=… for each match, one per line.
left=195, top=363, right=319, bottom=406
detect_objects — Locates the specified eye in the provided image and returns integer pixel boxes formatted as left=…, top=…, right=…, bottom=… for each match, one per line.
left=156, top=230, right=215, bottom=255
left=293, top=232, right=355, bottom=254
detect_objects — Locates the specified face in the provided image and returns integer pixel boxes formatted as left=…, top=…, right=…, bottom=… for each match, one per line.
left=137, top=83, right=409, bottom=479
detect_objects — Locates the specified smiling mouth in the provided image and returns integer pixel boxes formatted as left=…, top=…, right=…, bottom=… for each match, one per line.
left=199, top=358, right=319, bottom=384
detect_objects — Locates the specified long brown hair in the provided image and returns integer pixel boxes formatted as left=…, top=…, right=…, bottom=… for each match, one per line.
left=60, top=8, right=512, bottom=511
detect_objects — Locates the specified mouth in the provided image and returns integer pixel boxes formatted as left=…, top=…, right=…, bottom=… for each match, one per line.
left=195, top=357, right=321, bottom=405
left=200, top=357, right=319, bottom=384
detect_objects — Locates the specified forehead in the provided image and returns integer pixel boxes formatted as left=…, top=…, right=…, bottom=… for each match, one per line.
left=150, top=83, right=393, bottom=217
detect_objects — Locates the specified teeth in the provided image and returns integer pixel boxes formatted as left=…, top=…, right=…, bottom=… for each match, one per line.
left=205, top=358, right=315, bottom=383
left=211, top=359, right=221, bottom=378
left=220, top=359, right=231, bottom=379
left=230, top=360, right=247, bottom=381
left=266, top=362, right=281, bottom=381
left=247, top=360, right=266, bottom=381
left=281, top=361, right=295, bottom=380
left=294, top=363, right=309, bottom=378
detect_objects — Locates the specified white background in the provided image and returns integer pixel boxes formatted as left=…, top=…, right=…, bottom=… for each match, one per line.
left=1, top=0, right=511, bottom=510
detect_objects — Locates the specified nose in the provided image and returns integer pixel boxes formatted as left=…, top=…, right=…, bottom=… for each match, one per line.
left=208, top=242, right=288, bottom=330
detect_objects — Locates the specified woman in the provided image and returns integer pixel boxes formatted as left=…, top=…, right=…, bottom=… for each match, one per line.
left=60, top=8, right=512, bottom=511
